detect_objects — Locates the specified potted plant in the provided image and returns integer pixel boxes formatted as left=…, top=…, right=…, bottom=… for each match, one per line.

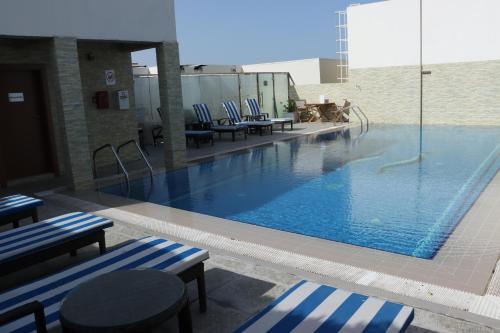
left=283, top=99, right=297, bottom=121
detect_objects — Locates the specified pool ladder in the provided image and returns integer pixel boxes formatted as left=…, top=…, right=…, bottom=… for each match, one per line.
left=338, top=104, right=369, bottom=133
left=92, top=139, right=153, bottom=193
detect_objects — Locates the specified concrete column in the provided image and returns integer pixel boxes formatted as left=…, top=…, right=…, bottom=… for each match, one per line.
left=156, top=42, right=186, bottom=169
left=51, top=37, right=93, bottom=190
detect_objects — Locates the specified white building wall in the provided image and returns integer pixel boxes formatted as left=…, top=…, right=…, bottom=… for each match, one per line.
left=319, top=59, right=340, bottom=83
left=242, top=59, right=322, bottom=85
left=0, top=0, right=177, bottom=42
left=348, top=0, right=500, bottom=69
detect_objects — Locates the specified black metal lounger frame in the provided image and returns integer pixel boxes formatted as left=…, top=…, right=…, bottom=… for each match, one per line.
left=246, top=113, right=293, bottom=132
left=202, top=119, right=248, bottom=141
left=243, top=122, right=273, bottom=136
left=0, top=207, right=39, bottom=229
left=0, top=229, right=108, bottom=276
left=0, top=301, right=47, bottom=333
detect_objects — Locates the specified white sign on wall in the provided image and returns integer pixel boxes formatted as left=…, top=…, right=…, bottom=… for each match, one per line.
left=105, top=70, right=116, bottom=86
left=117, top=90, right=130, bottom=110
left=8, top=92, right=24, bottom=103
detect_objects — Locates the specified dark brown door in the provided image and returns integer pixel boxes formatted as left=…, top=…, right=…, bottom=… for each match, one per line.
left=0, top=69, right=53, bottom=185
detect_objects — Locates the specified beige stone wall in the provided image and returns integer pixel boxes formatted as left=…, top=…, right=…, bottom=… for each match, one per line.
left=77, top=42, right=139, bottom=167
left=51, top=38, right=94, bottom=188
left=156, top=42, right=186, bottom=169
left=293, top=60, right=500, bottom=126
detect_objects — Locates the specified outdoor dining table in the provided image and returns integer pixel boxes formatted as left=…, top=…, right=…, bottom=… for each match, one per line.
left=59, top=269, right=192, bottom=333
left=302, top=102, right=345, bottom=122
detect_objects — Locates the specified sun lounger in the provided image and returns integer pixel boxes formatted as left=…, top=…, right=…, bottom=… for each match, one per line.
left=234, top=280, right=414, bottom=333
left=246, top=98, right=293, bottom=132
left=0, top=236, right=209, bottom=332
left=0, top=195, right=43, bottom=228
left=194, top=103, right=248, bottom=141
left=185, top=130, right=214, bottom=148
left=0, top=212, right=113, bottom=275
left=223, top=100, right=273, bottom=136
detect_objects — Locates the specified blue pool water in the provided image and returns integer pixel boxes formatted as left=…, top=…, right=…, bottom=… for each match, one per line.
left=101, top=125, right=500, bottom=259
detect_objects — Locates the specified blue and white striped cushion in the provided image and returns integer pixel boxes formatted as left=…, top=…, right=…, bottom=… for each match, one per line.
left=223, top=100, right=243, bottom=123
left=0, top=236, right=209, bottom=333
left=0, top=195, right=43, bottom=218
left=235, top=281, right=414, bottom=333
left=224, top=101, right=273, bottom=126
left=246, top=98, right=291, bottom=124
left=246, top=98, right=261, bottom=117
left=193, top=103, right=214, bottom=125
left=0, top=212, right=113, bottom=263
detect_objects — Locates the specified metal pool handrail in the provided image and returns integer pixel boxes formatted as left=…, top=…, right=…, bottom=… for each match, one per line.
left=352, top=105, right=369, bottom=130
left=116, top=139, right=154, bottom=183
left=92, top=144, right=130, bottom=192
left=338, top=104, right=369, bottom=132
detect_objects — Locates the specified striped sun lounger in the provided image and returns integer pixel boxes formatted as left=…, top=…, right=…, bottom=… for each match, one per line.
left=0, top=212, right=113, bottom=275
left=223, top=100, right=273, bottom=136
left=235, top=280, right=414, bottom=333
left=0, top=195, right=44, bottom=228
left=193, top=103, right=248, bottom=141
left=0, top=236, right=209, bottom=333
left=246, top=98, right=293, bottom=132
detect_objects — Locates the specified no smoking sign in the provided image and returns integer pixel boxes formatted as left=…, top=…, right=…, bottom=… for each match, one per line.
left=105, top=69, right=116, bottom=86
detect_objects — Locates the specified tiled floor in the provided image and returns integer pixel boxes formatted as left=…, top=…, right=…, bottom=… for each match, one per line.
left=1, top=195, right=498, bottom=333
left=0, top=200, right=297, bottom=333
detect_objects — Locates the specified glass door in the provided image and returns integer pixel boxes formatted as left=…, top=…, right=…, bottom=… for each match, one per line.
left=257, top=73, right=276, bottom=118
left=273, top=73, right=290, bottom=118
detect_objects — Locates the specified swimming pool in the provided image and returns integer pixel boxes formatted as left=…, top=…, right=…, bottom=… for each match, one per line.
left=101, top=125, right=500, bottom=259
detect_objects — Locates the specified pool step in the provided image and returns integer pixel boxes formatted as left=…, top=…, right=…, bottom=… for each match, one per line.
left=93, top=168, right=152, bottom=190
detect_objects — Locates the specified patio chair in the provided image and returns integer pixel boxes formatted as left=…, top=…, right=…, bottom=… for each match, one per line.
left=222, top=100, right=273, bottom=136
left=0, top=212, right=113, bottom=275
left=193, top=103, right=248, bottom=142
left=0, top=194, right=43, bottom=228
left=245, top=98, right=293, bottom=132
left=295, top=100, right=313, bottom=123
left=234, top=280, right=414, bottom=333
left=0, top=236, right=209, bottom=332
left=336, top=99, right=351, bottom=123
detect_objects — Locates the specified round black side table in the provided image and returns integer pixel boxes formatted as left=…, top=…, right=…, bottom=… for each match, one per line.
left=59, top=269, right=192, bottom=333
